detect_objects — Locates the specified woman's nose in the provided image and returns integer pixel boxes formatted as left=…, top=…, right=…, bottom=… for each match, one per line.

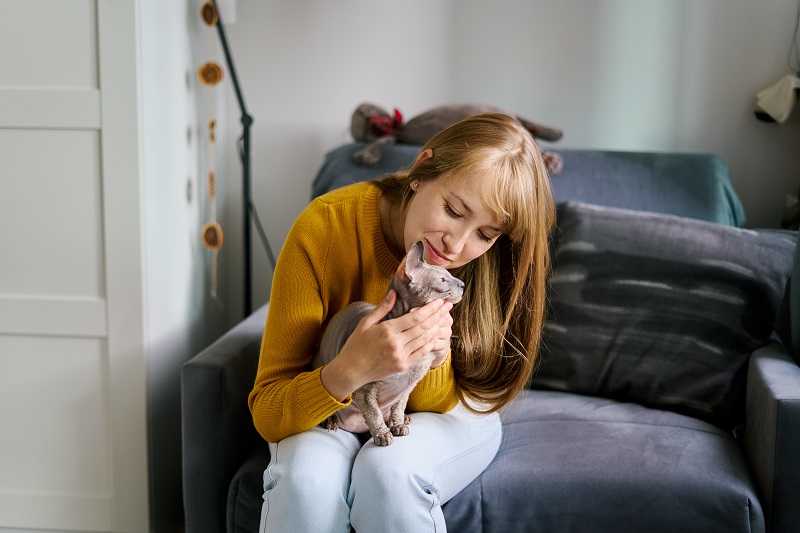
left=443, top=231, right=468, bottom=255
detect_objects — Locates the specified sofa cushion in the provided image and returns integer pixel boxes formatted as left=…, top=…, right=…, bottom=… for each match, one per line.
left=534, top=201, right=795, bottom=430
left=224, top=391, right=764, bottom=533
left=443, top=390, right=764, bottom=533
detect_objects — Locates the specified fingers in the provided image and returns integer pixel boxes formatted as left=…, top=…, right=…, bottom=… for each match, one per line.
left=354, top=294, right=453, bottom=376
left=365, top=290, right=396, bottom=326
left=430, top=318, right=453, bottom=363
left=407, top=318, right=451, bottom=365
left=395, top=300, right=453, bottom=359
left=397, top=298, right=449, bottom=331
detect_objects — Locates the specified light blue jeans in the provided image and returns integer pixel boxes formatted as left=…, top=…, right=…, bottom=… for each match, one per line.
left=259, top=403, right=502, bottom=532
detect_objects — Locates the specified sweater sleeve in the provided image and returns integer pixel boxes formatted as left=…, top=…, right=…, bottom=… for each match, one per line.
left=248, top=201, right=350, bottom=443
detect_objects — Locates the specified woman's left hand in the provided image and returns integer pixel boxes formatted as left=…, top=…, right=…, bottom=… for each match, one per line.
left=430, top=308, right=453, bottom=368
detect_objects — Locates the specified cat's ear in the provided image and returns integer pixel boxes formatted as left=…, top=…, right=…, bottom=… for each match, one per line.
left=403, top=241, right=426, bottom=280
left=395, top=256, right=410, bottom=283
left=408, top=241, right=425, bottom=264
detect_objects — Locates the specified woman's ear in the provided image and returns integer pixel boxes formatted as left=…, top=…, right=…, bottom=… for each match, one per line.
left=412, top=148, right=434, bottom=169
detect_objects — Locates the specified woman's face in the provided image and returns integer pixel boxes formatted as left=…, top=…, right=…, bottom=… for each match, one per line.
left=403, top=172, right=503, bottom=269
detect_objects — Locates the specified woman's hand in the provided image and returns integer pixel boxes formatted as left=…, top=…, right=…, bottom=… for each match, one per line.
left=430, top=306, right=453, bottom=368
left=320, top=290, right=453, bottom=402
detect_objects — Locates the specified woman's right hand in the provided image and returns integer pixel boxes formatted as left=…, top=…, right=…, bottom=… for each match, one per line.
left=319, top=290, right=453, bottom=402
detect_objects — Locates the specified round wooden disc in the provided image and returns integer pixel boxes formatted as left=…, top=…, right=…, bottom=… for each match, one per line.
left=200, top=2, right=218, bottom=26
left=197, top=62, right=223, bottom=86
left=201, top=221, right=224, bottom=250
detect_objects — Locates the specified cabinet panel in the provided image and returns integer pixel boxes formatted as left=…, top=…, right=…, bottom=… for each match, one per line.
left=0, top=0, right=98, bottom=88
left=0, top=335, right=112, bottom=531
left=0, top=88, right=101, bottom=129
left=0, top=296, right=106, bottom=337
left=0, top=492, right=111, bottom=532
left=0, top=130, right=104, bottom=298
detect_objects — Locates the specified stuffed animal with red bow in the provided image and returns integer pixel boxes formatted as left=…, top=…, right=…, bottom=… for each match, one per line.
left=350, top=103, right=564, bottom=174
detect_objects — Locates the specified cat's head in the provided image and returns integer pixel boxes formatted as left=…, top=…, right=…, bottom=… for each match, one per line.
left=394, top=241, right=465, bottom=307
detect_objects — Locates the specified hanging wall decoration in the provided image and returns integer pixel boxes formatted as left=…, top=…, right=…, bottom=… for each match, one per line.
left=198, top=0, right=225, bottom=307
left=196, top=0, right=278, bottom=317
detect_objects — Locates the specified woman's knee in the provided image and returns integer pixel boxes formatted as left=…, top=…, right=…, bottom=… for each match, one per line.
left=349, top=442, right=436, bottom=507
left=349, top=443, right=445, bottom=532
left=349, top=410, right=503, bottom=507
left=265, top=428, right=360, bottom=503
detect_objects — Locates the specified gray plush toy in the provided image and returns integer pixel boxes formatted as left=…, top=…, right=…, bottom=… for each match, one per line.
left=350, top=102, right=564, bottom=174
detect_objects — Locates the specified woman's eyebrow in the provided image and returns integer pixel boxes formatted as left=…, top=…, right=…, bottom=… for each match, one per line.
left=451, top=193, right=473, bottom=214
left=451, top=193, right=503, bottom=233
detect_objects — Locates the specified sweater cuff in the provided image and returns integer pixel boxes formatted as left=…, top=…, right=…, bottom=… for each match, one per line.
left=422, top=352, right=454, bottom=389
left=300, top=367, right=353, bottom=420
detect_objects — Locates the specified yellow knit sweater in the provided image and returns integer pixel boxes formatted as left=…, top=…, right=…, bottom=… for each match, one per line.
left=248, top=182, right=458, bottom=443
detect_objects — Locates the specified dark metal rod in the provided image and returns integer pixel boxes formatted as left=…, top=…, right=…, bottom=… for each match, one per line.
left=213, top=4, right=249, bottom=119
left=211, top=0, right=260, bottom=317
left=241, top=118, right=252, bottom=317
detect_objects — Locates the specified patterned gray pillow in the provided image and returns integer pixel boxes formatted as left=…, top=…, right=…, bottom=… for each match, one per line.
left=534, top=201, right=796, bottom=431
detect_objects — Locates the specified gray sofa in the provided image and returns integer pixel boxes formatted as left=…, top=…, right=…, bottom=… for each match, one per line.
left=183, top=144, right=800, bottom=532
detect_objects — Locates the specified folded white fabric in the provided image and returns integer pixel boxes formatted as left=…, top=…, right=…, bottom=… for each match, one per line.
left=756, top=74, right=800, bottom=123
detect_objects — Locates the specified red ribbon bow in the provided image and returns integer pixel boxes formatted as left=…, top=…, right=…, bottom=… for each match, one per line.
left=368, top=108, right=403, bottom=136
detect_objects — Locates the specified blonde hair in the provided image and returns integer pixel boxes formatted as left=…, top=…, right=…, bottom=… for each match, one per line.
left=375, top=113, right=556, bottom=414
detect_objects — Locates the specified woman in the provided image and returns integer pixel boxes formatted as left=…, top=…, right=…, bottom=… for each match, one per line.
left=249, top=113, right=555, bottom=532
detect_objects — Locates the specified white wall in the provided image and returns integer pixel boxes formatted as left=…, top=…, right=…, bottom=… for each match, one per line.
left=225, top=0, right=800, bottom=310
left=139, top=0, right=232, bottom=529
left=453, top=0, right=800, bottom=229
left=225, top=0, right=456, bottom=309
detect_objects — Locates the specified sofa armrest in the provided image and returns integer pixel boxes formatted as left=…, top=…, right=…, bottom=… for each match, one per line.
left=744, top=341, right=800, bottom=533
left=182, top=304, right=269, bottom=533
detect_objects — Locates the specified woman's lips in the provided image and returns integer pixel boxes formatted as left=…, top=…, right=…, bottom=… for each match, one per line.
left=425, top=240, right=451, bottom=265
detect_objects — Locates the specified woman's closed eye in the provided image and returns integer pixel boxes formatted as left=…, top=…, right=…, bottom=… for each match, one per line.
left=444, top=201, right=494, bottom=242
left=443, top=201, right=461, bottom=219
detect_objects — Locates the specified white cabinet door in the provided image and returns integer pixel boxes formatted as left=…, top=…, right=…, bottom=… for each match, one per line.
left=0, top=1, right=149, bottom=531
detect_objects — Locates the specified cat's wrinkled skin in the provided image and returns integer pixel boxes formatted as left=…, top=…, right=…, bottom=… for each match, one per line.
left=311, top=241, right=464, bottom=446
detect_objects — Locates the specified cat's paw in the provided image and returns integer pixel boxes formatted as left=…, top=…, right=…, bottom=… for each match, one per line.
left=320, top=415, right=339, bottom=432
left=404, top=414, right=412, bottom=425
left=390, top=424, right=409, bottom=437
left=372, top=429, right=394, bottom=446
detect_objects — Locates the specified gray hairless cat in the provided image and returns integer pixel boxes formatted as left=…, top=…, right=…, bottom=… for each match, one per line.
left=312, top=241, right=464, bottom=446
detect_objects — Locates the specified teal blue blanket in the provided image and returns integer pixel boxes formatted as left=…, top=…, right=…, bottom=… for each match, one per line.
left=312, top=144, right=746, bottom=227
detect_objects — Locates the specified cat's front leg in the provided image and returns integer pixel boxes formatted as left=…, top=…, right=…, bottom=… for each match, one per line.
left=389, top=393, right=411, bottom=437
left=353, top=385, right=393, bottom=446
